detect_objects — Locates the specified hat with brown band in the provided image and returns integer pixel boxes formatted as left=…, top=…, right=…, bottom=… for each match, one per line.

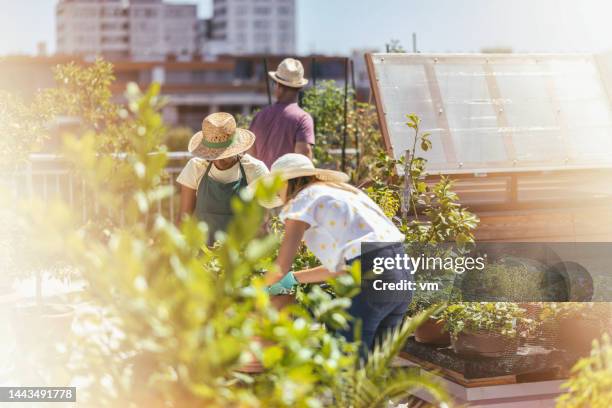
left=188, top=112, right=255, bottom=160
left=268, top=58, right=309, bottom=88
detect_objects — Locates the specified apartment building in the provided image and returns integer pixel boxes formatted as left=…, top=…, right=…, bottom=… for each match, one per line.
left=56, top=0, right=197, bottom=61
left=206, top=0, right=296, bottom=56
left=0, top=55, right=353, bottom=131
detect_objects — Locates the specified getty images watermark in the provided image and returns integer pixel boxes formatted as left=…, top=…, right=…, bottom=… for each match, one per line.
left=360, top=242, right=612, bottom=303
left=354, top=242, right=488, bottom=302
left=369, top=249, right=486, bottom=292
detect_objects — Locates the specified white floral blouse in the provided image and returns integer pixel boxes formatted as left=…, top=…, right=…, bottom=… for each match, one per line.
left=279, top=183, right=404, bottom=272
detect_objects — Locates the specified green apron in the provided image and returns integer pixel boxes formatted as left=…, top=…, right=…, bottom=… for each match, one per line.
left=195, top=159, right=247, bottom=245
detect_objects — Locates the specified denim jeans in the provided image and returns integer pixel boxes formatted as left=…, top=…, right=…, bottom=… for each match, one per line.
left=338, top=243, right=412, bottom=360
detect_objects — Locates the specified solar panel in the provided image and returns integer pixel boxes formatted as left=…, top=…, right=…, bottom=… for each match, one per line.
left=366, top=54, right=612, bottom=175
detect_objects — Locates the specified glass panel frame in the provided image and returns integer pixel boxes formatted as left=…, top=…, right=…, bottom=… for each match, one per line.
left=367, top=53, right=612, bottom=174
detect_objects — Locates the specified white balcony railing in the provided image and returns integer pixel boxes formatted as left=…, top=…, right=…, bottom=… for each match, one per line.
left=2, top=152, right=192, bottom=223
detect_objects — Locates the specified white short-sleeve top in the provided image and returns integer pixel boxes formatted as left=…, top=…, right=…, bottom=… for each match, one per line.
left=279, top=183, right=404, bottom=272
left=176, top=154, right=269, bottom=190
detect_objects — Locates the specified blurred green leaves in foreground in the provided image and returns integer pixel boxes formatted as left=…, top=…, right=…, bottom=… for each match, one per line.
left=6, top=60, right=448, bottom=407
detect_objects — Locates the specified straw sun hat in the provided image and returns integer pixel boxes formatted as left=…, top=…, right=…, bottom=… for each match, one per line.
left=268, top=58, right=309, bottom=88
left=255, top=153, right=349, bottom=208
left=188, top=112, right=255, bottom=160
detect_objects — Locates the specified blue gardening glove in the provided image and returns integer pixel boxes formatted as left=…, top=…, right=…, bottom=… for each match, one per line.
left=267, top=272, right=298, bottom=296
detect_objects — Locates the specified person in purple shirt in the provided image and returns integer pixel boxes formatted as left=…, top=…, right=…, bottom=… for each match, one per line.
left=248, top=58, right=315, bottom=169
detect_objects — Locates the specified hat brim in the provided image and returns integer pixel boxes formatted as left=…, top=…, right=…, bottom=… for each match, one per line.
left=188, top=127, right=255, bottom=160
left=268, top=71, right=309, bottom=88
left=252, top=167, right=350, bottom=209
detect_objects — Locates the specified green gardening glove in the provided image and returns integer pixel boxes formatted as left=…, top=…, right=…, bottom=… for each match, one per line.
left=267, top=271, right=298, bottom=296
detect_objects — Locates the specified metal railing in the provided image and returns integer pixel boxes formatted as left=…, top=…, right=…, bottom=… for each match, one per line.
left=1, top=150, right=358, bottom=223
left=2, top=152, right=192, bottom=223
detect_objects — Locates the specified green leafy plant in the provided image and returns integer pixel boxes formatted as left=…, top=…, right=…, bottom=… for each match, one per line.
left=557, top=333, right=612, bottom=408
left=459, top=259, right=549, bottom=302
left=385, top=39, right=406, bottom=53
left=302, top=80, right=353, bottom=167
left=10, top=60, right=450, bottom=407
left=441, top=302, right=533, bottom=340
left=332, top=305, right=449, bottom=407
left=363, top=115, right=479, bottom=319
left=407, top=279, right=458, bottom=318
left=301, top=80, right=385, bottom=180
left=163, top=126, right=193, bottom=152
left=364, top=115, right=479, bottom=247
left=399, top=114, right=479, bottom=246
left=539, top=302, right=612, bottom=321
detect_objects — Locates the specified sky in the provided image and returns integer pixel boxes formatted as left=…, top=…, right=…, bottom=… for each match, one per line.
left=1, top=0, right=611, bottom=56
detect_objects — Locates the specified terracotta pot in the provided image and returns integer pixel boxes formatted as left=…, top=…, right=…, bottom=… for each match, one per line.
left=452, top=331, right=517, bottom=358
left=558, top=317, right=603, bottom=356
left=415, top=317, right=450, bottom=346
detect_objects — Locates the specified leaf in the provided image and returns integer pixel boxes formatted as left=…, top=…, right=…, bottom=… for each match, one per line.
left=262, top=346, right=285, bottom=368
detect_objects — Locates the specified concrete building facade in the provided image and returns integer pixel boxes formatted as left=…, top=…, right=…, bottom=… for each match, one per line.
left=0, top=55, right=355, bottom=131
left=205, top=0, right=296, bottom=56
left=56, top=0, right=197, bottom=61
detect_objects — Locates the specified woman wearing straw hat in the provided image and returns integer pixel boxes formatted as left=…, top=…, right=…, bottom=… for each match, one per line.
left=177, top=112, right=269, bottom=244
left=248, top=58, right=315, bottom=169
left=262, top=153, right=411, bottom=356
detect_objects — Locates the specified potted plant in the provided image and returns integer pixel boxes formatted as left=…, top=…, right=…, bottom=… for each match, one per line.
left=407, top=279, right=456, bottom=346
left=412, top=311, right=450, bottom=346
left=441, top=302, right=534, bottom=358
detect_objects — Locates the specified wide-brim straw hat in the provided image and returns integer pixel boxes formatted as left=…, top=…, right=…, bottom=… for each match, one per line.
left=189, top=112, right=255, bottom=160
left=268, top=58, right=309, bottom=88
left=254, top=153, right=349, bottom=208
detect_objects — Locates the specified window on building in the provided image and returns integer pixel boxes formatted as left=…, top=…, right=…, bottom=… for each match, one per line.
left=278, top=20, right=291, bottom=30
left=235, top=6, right=248, bottom=15
left=234, top=60, right=254, bottom=80
left=278, top=6, right=292, bottom=15
left=254, top=32, right=271, bottom=43
left=253, top=20, right=268, bottom=29
left=254, top=6, right=271, bottom=15
left=101, top=7, right=122, bottom=17
left=214, top=21, right=227, bottom=29
left=78, top=8, right=97, bottom=18
left=236, top=31, right=247, bottom=42
left=101, top=23, right=122, bottom=30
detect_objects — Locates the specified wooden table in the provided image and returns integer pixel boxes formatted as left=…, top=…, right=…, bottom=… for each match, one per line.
left=399, top=338, right=573, bottom=407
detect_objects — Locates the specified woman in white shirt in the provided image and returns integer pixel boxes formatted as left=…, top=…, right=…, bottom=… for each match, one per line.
left=263, top=153, right=412, bottom=356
